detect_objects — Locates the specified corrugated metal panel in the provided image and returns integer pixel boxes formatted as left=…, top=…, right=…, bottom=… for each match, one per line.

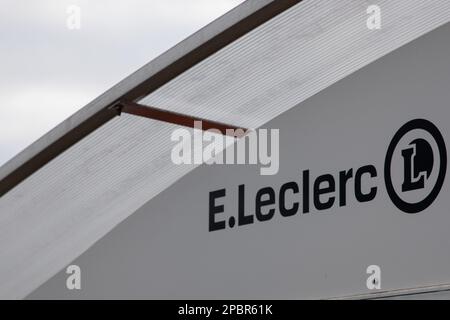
left=141, top=0, right=450, bottom=129
left=0, top=115, right=201, bottom=298
left=0, top=0, right=300, bottom=198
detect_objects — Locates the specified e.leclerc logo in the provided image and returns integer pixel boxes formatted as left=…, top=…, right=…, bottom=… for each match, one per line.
left=209, top=119, right=447, bottom=232
left=384, top=119, right=447, bottom=214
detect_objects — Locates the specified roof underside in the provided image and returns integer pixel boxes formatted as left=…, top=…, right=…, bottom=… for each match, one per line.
left=1, top=0, right=450, bottom=299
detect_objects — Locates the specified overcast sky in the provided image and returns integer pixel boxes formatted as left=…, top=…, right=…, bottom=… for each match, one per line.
left=0, top=0, right=244, bottom=166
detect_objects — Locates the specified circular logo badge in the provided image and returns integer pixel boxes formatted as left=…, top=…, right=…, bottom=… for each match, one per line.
left=384, top=119, right=447, bottom=214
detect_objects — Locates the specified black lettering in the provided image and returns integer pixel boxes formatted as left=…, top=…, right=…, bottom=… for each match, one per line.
left=339, top=169, right=353, bottom=206
left=401, top=147, right=424, bottom=191
left=314, top=174, right=336, bottom=210
left=355, top=165, right=377, bottom=202
left=255, top=187, right=276, bottom=221
left=209, top=189, right=226, bottom=232
left=279, top=182, right=299, bottom=217
left=238, top=184, right=253, bottom=226
left=303, top=170, right=310, bottom=213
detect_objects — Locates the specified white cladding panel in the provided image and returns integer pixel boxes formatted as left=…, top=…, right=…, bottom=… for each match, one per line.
left=30, top=21, right=450, bottom=299
left=141, top=0, right=450, bottom=129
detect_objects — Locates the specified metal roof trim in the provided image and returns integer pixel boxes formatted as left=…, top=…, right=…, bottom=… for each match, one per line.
left=0, top=0, right=301, bottom=197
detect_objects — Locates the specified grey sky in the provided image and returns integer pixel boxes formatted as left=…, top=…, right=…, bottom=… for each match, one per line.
left=0, top=0, right=244, bottom=166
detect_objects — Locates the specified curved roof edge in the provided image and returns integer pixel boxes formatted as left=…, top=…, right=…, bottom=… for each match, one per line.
left=0, top=0, right=301, bottom=197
